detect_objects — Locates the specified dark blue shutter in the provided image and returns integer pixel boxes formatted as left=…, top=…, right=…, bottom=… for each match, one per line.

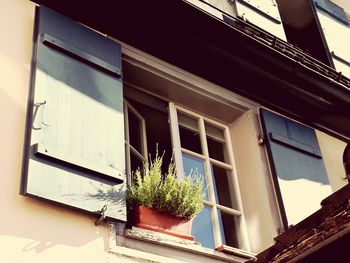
left=260, top=109, right=331, bottom=228
left=21, top=6, right=126, bottom=222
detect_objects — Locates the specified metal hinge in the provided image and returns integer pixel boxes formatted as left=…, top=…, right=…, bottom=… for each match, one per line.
left=95, top=204, right=107, bottom=225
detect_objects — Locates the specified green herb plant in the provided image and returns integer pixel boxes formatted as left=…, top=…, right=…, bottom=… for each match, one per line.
left=127, top=153, right=204, bottom=219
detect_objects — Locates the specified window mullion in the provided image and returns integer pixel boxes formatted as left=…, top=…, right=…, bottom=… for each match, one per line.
left=181, top=148, right=206, bottom=160
left=124, top=100, right=132, bottom=184
left=140, top=118, right=148, bottom=159
left=129, top=146, right=146, bottom=161
left=125, top=99, right=148, bottom=159
left=198, top=116, right=222, bottom=249
left=168, top=102, right=185, bottom=181
left=209, top=158, right=233, bottom=170
left=216, top=204, right=242, bottom=216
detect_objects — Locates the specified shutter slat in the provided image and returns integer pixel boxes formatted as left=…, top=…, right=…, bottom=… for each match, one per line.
left=27, top=155, right=125, bottom=220
left=34, top=143, right=124, bottom=181
left=42, top=34, right=122, bottom=76
left=269, top=132, right=322, bottom=158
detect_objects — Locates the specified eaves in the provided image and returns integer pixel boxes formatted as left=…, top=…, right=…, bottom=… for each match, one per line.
left=32, top=0, right=350, bottom=141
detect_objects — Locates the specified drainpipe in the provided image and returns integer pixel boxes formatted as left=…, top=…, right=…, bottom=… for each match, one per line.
left=343, top=143, right=350, bottom=182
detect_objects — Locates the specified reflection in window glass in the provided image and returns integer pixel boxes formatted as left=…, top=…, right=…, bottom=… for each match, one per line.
left=218, top=210, right=240, bottom=248
left=192, top=206, right=215, bottom=249
left=205, top=122, right=227, bottom=162
left=182, top=153, right=208, bottom=200
left=212, top=165, right=237, bottom=209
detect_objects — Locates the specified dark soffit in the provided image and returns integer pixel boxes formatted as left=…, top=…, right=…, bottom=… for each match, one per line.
left=31, top=0, right=350, bottom=141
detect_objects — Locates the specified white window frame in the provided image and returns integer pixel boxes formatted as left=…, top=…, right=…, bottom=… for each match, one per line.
left=124, top=99, right=148, bottom=182
left=169, top=102, right=250, bottom=250
left=117, top=41, right=276, bottom=253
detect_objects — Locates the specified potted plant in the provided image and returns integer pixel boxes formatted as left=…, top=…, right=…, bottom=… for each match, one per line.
left=126, top=153, right=204, bottom=240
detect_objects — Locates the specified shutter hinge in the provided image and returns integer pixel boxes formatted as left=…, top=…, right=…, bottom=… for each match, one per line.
left=95, top=204, right=107, bottom=225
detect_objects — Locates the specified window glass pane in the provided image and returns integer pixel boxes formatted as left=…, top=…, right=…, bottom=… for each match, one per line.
left=128, top=108, right=142, bottom=153
left=182, top=153, right=208, bottom=200
left=218, top=210, right=241, bottom=248
left=178, top=112, right=202, bottom=154
left=205, top=122, right=227, bottom=162
left=192, top=206, right=215, bottom=249
left=212, top=164, right=237, bottom=209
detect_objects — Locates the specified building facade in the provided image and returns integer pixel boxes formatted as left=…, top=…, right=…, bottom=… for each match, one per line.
left=1, top=0, right=349, bottom=262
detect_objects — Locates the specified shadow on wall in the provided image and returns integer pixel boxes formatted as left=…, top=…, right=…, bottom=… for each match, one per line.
left=2, top=196, right=108, bottom=254
left=0, top=0, right=112, bottom=257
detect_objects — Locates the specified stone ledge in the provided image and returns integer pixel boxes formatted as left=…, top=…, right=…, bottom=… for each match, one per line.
left=109, top=225, right=254, bottom=263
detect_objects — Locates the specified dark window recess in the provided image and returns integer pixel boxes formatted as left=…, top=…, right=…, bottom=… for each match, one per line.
left=207, top=137, right=225, bottom=162
left=128, top=109, right=142, bottom=153
left=313, top=0, right=349, bottom=25
left=218, top=210, right=240, bottom=248
left=130, top=152, right=143, bottom=177
left=212, top=165, right=237, bottom=209
left=281, top=20, right=333, bottom=66
left=21, top=6, right=126, bottom=222
left=126, top=98, right=172, bottom=173
left=177, top=111, right=202, bottom=154
left=179, top=127, right=202, bottom=154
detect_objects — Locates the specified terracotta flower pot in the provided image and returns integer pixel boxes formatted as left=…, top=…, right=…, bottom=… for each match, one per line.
left=133, top=206, right=194, bottom=240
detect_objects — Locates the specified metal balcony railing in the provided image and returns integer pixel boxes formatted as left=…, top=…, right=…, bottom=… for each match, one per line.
left=186, top=0, right=350, bottom=90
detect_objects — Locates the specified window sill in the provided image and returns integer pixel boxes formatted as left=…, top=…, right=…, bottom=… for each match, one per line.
left=108, top=225, right=255, bottom=263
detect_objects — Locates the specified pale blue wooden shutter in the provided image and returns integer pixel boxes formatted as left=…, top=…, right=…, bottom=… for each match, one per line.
left=21, top=6, right=126, bottom=222
left=260, top=109, right=332, bottom=228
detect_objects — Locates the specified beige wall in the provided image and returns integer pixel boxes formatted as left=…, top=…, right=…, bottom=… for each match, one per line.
left=0, top=1, right=121, bottom=262
left=332, top=0, right=350, bottom=14
left=316, top=131, right=347, bottom=192
left=230, top=111, right=279, bottom=253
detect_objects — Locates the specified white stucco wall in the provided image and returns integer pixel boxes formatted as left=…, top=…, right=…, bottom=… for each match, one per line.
left=316, top=131, right=347, bottom=192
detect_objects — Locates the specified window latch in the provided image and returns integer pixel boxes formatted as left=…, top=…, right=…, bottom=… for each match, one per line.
left=95, top=204, right=107, bottom=225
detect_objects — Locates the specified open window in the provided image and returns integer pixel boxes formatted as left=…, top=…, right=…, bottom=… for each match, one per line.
left=124, top=99, right=148, bottom=182
left=122, top=60, right=253, bottom=250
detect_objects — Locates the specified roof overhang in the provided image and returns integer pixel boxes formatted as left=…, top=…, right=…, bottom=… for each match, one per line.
left=32, top=0, right=350, bottom=141
left=252, top=184, right=350, bottom=262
